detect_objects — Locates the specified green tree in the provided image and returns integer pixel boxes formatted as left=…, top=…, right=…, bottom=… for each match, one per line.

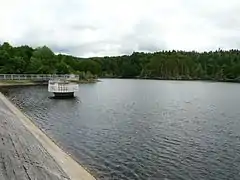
left=56, top=61, right=71, bottom=74
left=1, top=41, right=240, bottom=82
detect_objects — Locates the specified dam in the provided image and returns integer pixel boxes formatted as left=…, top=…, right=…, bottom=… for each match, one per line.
left=0, top=92, right=95, bottom=180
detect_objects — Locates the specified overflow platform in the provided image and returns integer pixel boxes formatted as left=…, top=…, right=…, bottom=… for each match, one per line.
left=0, top=92, right=95, bottom=180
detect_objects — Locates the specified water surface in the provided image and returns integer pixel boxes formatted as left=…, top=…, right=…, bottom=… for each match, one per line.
left=3, top=79, right=240, bottom=180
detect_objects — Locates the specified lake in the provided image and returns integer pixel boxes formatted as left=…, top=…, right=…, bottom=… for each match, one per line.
left=2, top=79, right=240, bottom=180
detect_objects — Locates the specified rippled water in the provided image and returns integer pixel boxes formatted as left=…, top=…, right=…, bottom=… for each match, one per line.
left=2, top=79, right=240, bottom=180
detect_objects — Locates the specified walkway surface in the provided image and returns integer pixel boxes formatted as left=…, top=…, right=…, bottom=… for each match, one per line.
left=0, top=93, right=96, bottom=180
left=0, top=97, right=70, bottom=180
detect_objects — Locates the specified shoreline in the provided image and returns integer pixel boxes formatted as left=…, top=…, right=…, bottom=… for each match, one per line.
left=99, top=77, right=240, bottom=83
left=0, top=79, right=99, bottom=87
left=0, top=92, right=96, bottom=180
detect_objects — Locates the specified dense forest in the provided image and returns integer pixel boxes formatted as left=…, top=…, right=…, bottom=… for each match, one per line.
left=1, top=42, right=240, bottom=81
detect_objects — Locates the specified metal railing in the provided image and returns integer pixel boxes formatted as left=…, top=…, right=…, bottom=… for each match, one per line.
left=0, top=74, right=79, bottom=81
left=48, top=83, right=79, bottom=93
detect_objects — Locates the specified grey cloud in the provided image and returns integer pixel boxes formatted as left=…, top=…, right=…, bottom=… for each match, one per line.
left=1, top=0, right=240, bottom=57
left=49, top=19, right=167, bottom=57
left=51, top=46, right=72, bottom=54
left=138, top=43, right=162, bottom=52
left=185, top=1, right=240, bottom=30
left=69, top=24, right=99, bottom=31
left=212, top=12, right=240, bottom=30
left=215, top=35, right=240, bottom=50
left=121, top=19, right=166, bottom=52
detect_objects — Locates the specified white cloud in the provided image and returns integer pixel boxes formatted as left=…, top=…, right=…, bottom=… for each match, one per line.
left=0, top=0, right=240, bottom=57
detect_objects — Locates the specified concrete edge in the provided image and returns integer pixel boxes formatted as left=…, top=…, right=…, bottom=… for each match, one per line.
left=0, top=81, right=47, bottom=87
left=0, top=92, right=96, bottom=180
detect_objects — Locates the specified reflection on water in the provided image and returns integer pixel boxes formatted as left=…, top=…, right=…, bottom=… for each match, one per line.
left=2, top=79, right=240, bottom=180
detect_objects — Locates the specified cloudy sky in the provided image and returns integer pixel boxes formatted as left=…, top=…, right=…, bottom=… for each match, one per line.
left=0, top=0, right=239, bottom=57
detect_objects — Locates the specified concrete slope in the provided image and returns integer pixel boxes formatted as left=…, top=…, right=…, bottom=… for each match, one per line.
left=0, top=93, right=96, bottom=180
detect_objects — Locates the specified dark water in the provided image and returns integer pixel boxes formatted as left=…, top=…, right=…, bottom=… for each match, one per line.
left=2, top=79, right=240, bottom=180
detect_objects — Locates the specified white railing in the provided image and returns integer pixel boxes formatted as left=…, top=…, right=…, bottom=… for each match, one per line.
left=0, top=74, right=79, bottom=81
left=48, top=83, right=79, bottom=93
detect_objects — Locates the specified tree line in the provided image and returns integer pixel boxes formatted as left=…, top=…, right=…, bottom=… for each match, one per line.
left=1, top=42, right=240, bottom=81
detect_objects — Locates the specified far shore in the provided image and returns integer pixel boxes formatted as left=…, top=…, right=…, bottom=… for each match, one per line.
left=100, top=76, right=240, bottom=83
left=2, top=77, right=239, bottom=88
left=0, top=79, right=99, bottom=87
